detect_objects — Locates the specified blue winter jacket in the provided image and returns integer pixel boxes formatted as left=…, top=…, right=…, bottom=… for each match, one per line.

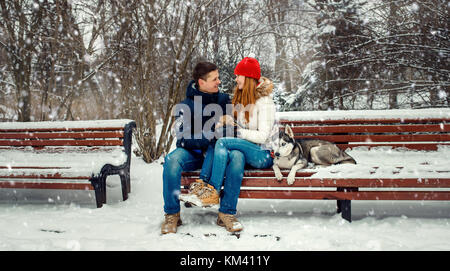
left=174, top=80, right=230, bottom=152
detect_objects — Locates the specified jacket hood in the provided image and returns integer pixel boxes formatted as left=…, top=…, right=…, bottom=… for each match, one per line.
left=255, top=76, right=273, bottom=99
left=185, top=80, right=218, bottom=104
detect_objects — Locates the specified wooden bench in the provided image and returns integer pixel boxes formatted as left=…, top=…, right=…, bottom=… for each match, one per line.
left=0, top=119, right=136, bottom=207
left=181, top=109, right=450, bottom=222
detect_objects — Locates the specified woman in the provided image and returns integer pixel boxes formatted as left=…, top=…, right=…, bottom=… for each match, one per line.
left=183, top=57, right=276, bottom=232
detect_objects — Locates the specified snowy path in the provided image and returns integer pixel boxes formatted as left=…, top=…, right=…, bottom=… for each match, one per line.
left=1, top=151, right=449, bottom=251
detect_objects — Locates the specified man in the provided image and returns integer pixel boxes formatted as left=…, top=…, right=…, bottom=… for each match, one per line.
left=161, top=62, right=236, bottom=234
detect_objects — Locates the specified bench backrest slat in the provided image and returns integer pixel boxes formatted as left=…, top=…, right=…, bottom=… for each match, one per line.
left=295, top=134, right=450, bottom=143
left=0, top=131, right=124, bottom=140
left=0, top=124, right=131, bottom=148
left=282, top=118, right=448, bottom=125
left=0, top=139, right=123, bottom=146
left=280, top=117, right=450, bottom=150
left=291, top=124, right=449, bottom=134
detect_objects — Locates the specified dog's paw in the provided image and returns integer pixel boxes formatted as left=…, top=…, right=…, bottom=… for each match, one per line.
left=274, top=171, right=283, bottom=181
left=287, top=175, right=295, bottom=185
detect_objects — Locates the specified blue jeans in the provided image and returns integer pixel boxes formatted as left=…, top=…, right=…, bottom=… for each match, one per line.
left=209, top=137, right=273, bottom=214
left=163, top=148, right=204, bottom=214
left=199, top=144, right=214, bottom=182
left=162, top=145, right=243, bottom=214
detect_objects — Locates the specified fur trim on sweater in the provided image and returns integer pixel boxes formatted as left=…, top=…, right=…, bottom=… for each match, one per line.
left=255, top=76, right=273, bottom=99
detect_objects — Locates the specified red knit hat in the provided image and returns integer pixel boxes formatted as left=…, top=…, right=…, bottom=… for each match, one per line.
left=234, top=57, right=261, bottom=80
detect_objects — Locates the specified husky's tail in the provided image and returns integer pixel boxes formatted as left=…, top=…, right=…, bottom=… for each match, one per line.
left=339, top=151, right=357, bottom=164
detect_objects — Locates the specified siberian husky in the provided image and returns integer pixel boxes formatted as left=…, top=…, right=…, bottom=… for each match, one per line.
left=271, top=124, right=356, bottom=185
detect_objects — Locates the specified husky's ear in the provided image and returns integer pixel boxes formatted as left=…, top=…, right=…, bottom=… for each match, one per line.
left=285, top=124, right=294, bottom=138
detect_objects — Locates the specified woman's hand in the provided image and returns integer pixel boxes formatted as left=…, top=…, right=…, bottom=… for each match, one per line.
left=216, top=115, right=236, bottom=129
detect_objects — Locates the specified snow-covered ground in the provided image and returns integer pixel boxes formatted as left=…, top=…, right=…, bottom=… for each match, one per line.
left=1, top=150, right=449, bottom=251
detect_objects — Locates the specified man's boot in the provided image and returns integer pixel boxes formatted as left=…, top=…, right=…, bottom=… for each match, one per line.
left=188, top=179, right=205, bottom=195
left=179, top=183, right=219, bottom=207
left=197, top=184, right=220, bottom=207
left=161, top=212, right=182, bottom=234
left=217, top=212, right=243, bottom=232
left=179, top=179, right=205, bottom=206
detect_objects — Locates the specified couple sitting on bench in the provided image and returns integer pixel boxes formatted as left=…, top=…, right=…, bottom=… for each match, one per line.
left=161, top=58, right=276, bottom=234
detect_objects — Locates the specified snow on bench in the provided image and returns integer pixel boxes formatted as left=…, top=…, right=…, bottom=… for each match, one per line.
left=181, top=109, right=450, bottom=222
left=0, top=119, right=136, bottom=207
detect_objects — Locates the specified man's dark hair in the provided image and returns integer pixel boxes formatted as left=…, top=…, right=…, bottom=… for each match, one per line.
left=193, top=62, right=217, bottom=84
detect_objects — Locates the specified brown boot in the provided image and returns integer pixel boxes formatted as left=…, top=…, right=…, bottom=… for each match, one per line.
left=196, top=184, right=220, bottom=207
left=217, top=212, right=243, bottom=232
left=188, top=179, right=205, bottom=195
left=161, top=212, right=182, bottom=234
left=179, top=179, right=205, bottom=206
left=180, top=183, right=219, bottom=207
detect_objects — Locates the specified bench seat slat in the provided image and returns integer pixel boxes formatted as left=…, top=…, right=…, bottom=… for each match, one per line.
left=0, top=146, right=128, bottom=177
left=181, top=170, right=315, bottom=178
left=0, top=139, right=124, bottom=146
left=242, top=178, right=450, bottom=188
left=238, top=190, right=450, bottom=201
left=336, top=143, right=449, bottom=151
left=0, top=174, right=91, bottom=179
left=181, top=177, right=450, bottom=188
left=0, top=181, right=93, bottom=190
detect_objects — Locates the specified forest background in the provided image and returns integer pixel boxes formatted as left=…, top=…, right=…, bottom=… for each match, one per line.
left=0, top=0, right=448, bottom=163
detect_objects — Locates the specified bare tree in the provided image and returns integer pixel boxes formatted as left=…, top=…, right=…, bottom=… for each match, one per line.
left=0, top=0, right=45, bottom=121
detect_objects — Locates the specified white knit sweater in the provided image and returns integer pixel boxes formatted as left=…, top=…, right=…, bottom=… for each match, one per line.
left=236, top=77, right=276, bottom=145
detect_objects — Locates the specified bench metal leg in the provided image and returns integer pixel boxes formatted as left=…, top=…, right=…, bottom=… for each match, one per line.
left=120, top=173, right=129, bottom=201
left=339, top=200, right=352, bottom=222
left=91, top=177, right=105, bottom=208
left=126, top=175, right=131, bottom=193
left=337, top=187, right=353, bottom=222
left=124, top=168, right=131, bottom=193
left=337, top=199, right=342, bottom=213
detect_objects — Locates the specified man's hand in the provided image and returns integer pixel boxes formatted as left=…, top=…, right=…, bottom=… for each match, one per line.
left=216, top=115, right=236, bottom=129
